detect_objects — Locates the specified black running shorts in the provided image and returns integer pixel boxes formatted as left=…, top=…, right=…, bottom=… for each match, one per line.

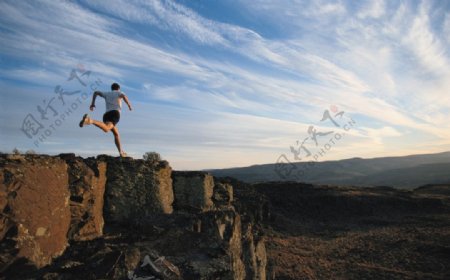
left=103, top=110, right=120, bottom=125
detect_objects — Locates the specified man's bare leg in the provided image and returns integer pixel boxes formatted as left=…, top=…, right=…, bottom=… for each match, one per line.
left=82, top=115, right=113, bottom=132
left=80, top=115, right=126, bottom=156
left=111, top=126, right=124, bottom=155
left=89, top=119, right=114, bottom=132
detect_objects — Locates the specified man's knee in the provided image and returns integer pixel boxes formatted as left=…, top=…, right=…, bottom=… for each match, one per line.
left=104, top=123, right=114, bottom=132
left=111, top=129, right=120, bottom=137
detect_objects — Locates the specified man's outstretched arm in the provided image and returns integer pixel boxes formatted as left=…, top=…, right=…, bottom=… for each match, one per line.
left=90, top=91, right=103, bottom=111
left=120, top=93, right=133, bottom=111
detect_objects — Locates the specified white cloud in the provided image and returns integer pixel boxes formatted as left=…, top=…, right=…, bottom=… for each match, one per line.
left=357, top=0, right=386, bottom=19
left=317, top=2, right=346, bottom=15
left=404, top=2, right=449, bottom=76
left=82, top=0, right=227, bottom=46
left=444, top=13, right=450, bottom=44
left=0, top=68, right=65, bottom=86
left=359, top=126, right=402, bottom=145
left=0, top=1, right=227, bottom=81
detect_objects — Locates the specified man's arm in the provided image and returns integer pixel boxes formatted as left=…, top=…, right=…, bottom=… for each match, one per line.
left=120, top=93, right=133, bottom=111
left=90, top=91, right=103, bottom=111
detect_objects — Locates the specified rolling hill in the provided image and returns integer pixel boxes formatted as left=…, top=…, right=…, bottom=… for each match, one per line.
left=209, top=151, right=450, bottom=188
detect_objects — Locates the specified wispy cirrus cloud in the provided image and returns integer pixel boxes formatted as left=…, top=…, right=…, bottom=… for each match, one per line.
left=405, top=2, right=449, bottom=76
left=357, top=0, right=386, bottom=19
left=83, top=0, right=228, bottom=46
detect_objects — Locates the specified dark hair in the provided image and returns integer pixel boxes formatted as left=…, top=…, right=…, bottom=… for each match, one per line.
left=111, top=83, right=120, bottom=91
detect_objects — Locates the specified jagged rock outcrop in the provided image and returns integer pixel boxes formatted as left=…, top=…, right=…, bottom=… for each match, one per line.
left=60, top=153, right=106, bottom=242
left=101, top=156, right=174, bottom=224
left=241, top=223, right=266, bottom=280
left=0, top=154, right=268, bottom=279
left=168, top=171, right=266, bottom=279
left=0, top=155, right=71, bottom=268
left=172, top=171, right=214, bottom=212
left=213, top=182, right=234, bottom=207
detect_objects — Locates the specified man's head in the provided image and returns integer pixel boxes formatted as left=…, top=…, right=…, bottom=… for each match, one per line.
left=111, top=83, right=120, bottom=91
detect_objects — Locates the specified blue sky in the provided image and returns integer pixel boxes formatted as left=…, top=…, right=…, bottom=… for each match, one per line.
left=0, top=0, right=449, bottom=170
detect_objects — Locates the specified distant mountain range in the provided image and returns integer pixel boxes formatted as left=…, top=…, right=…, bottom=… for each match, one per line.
left=208, top=151, right=450, bottom=189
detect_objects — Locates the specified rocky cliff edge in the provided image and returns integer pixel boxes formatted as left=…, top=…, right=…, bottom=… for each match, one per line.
left=0, top=153, right=267, bottom=280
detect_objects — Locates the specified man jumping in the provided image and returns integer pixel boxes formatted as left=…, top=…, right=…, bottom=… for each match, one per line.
left=79, top=82, right=132, bottom=157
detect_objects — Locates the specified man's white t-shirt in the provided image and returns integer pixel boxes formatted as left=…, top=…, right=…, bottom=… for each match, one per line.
left=99, top=90, right=122, bottom=112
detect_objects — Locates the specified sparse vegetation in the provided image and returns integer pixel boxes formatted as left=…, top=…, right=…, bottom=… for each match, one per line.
left=9, top=148, right=36, bottom=155
left=143, top=151, right=161, bottom=163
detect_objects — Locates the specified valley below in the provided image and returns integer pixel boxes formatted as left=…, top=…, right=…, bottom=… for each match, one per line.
left=245, top=182, right=450, bottom=279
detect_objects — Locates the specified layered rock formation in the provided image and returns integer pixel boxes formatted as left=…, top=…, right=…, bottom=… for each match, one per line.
left=0, top=154, right=268, bottom=279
